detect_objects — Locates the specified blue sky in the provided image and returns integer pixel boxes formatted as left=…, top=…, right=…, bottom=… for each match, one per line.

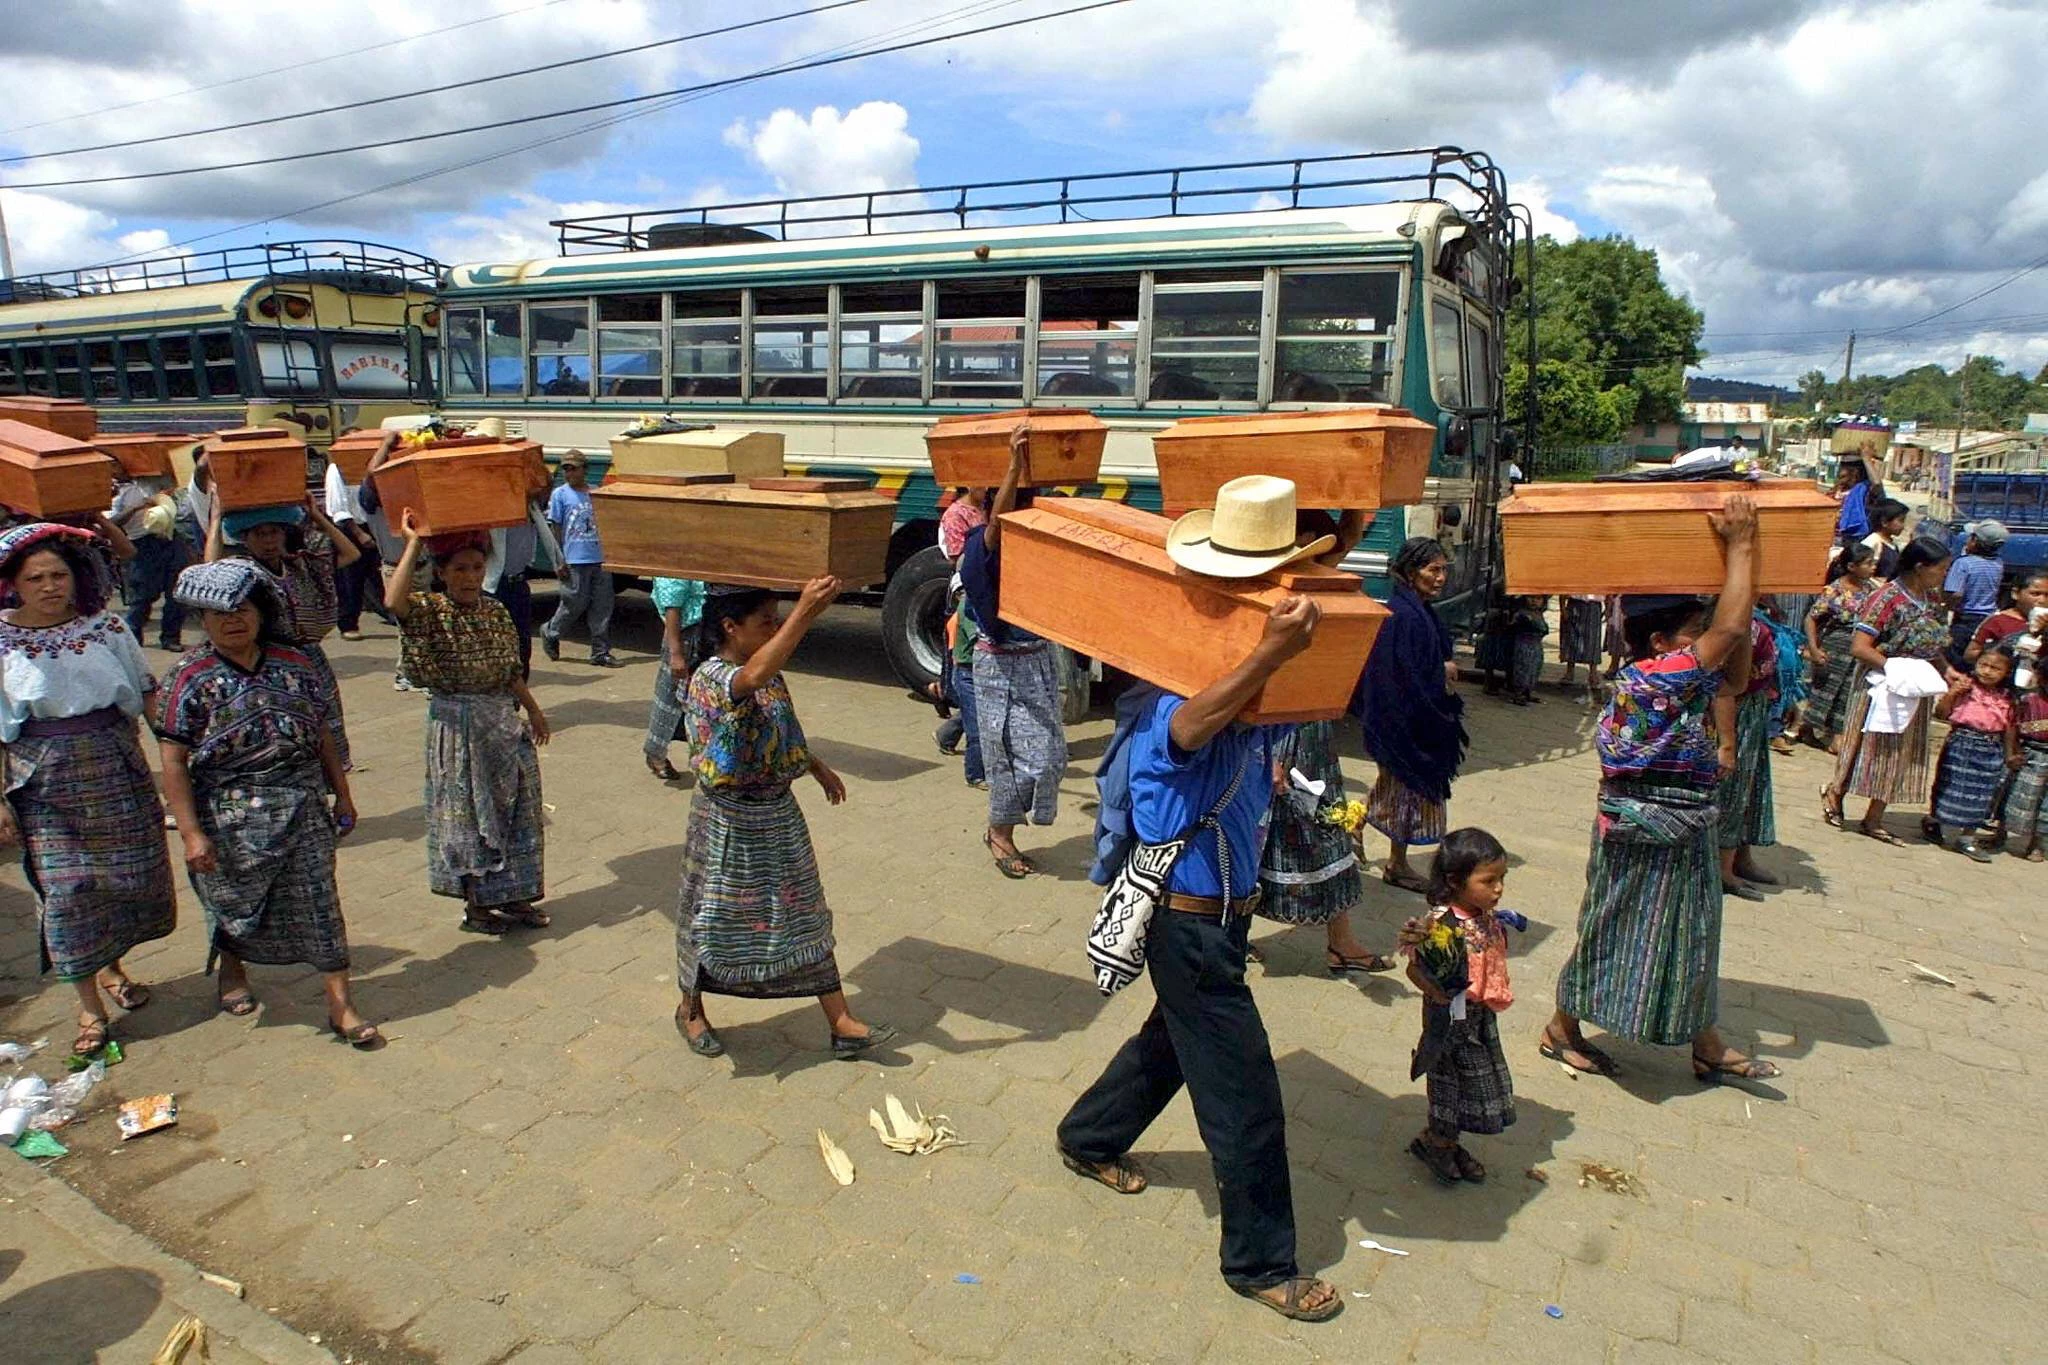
left=1, top=0, right=2042, bottom=386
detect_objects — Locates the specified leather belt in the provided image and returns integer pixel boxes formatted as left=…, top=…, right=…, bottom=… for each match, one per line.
left=1165, top=891, right=1263, bottom=916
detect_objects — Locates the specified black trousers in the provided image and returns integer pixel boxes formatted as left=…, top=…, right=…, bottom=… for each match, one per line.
left=493, top=574, right=534, bottom=679
left=336, top=534, right=382, bottom=631
left=1057, top=906, right=1298, bottom=1289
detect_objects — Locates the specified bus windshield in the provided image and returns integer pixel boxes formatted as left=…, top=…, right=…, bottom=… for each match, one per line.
left=331, top=337, right=413, bottom=396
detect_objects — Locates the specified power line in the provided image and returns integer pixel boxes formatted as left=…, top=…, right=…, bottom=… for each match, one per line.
left=2, top=0, right=878, bottom=165
left=48, top=0, right=1031, bottom=275
left=1, top=0, right=1129, bottom=191
left=0, top=0, right=575, bottom=138
left=1869, top=248, right=2048, bottom=337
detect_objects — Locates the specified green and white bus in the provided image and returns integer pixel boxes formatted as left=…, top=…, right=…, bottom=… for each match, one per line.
left=436, top=151, right=1524, bottom=688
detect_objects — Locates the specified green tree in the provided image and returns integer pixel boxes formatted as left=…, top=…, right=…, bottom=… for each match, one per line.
left=1526, top=235, right=1705, bottom=426
left=1509, top=358, right=1635, bottom=447
left=1796, top=369, right=1832, bottom=411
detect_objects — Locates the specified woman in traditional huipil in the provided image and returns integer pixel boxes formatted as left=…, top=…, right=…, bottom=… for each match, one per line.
left=207, top=496, right=359, bottom=767
left=1798, top=542, right=1882, bottom=752
left=673, top=578, right=892, bottom=1061
left=1821, top=536, right=1957, bottom=843
left=1357, top=537, right=1469, bottom=894
left=0, top=523, right=175, bottom=1059
left=154, top=560, right=378, bottom=1047
left=385, top=512, right=551, bottom=935
left=645, top=576, right=706, bottom=781
left=1545, top=494, right=1781, bottom=1082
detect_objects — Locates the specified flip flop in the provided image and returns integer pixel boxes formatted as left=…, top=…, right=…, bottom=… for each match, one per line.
left=1326, top=951, right=1396, bottom=975
left=217, top=991, right=258, bottom=1018
left=1819, top=786, right=1844, bottom=829
left=329, top=1020, right=383, bottom=1051
left=1861, top=824, right=1907, bottom=847
left=1691, top=1052, right=1781, bottom=1083
left=983, top=831, right=1034, bottom=879
left=102, top=978, right=151, bottom=1011
left=1538, top=1033, right=1618, bottom=1076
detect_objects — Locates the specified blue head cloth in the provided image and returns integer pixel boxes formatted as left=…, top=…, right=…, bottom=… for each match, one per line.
left=222, top=504, right=305, bottom=542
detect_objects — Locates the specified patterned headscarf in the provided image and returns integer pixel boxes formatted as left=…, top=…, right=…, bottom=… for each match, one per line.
left=0, top=521, right=115, bottom=615
left=222, top=504, right=305, bottom=542
left=172, top=559, right=294, bottom=643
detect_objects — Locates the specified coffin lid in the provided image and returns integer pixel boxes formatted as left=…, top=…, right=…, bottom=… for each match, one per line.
left=1153, top=406, right=1432, bottom=439
left=592, top=477, right=893, bottom=510
left=0, top=419, right=100, bottom=460
left=926, top=408, right=1107, bottom=439
left=1500, top=477, right=1836, bottom=515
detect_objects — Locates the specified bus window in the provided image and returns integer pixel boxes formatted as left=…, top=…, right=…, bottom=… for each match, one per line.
left=121, top=338, right=162, bottom=401
left=1465, top=314, right=1494, bottom=408
left=161, top=335, right=199, bottom=399
left=671, top=290, right=741, bottom=399
left=198, top=330, right=239, bottom=398
left=485, top=306, right=523, bottom=396
left=444, top=309, right=484, bottom=397
left=1150, top=271, right=1260, bottom=403
left=529, top=303, right=592, bottom=398
left=84, top=340, right=120, bottom=401
left=50, top=342, right=84, bottom=398
left=1276, top=269, right=1399, bottom=403
left=1037, top=274, right=1138, bottom=400
left=333, top=338, right=411, bottom=396
left=258, top=338, right=323, bottom=396
left=0, top=346, right=17, bottom=396
left=752, top=287, right=829, bottom=399
left=933, top=277, right=1024, bottom=402
left=837, top=282, right=922, bottom=400
left=596, top=295, right=662, bottom=399
left=1429, top=298, right=1465, bottom=409
left=19, top=345, right=50, bottom=395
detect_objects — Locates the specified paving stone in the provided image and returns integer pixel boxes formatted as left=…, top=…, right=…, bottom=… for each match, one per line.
left=404, top=1295, right=527, bottom=1365
left=702, top=1268, right=825, bottom=1352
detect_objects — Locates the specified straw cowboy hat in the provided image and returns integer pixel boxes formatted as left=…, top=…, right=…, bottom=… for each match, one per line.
left=1165, top=475, right=1335, bottom=579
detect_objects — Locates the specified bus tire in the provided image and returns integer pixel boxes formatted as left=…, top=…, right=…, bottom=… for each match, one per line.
left=880, top=546, right=953, bottom=692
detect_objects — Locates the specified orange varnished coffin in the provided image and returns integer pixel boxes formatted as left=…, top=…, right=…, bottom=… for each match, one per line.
left=0, top=397, right=97, bottom=441
left=90, top=432, right=183, bottom=480
left=590, top=479, right=895, bottom=589
left=1499, top=479, right=1837, bottom=595
left=370, top=439, right=542, bottom=536
left=997, top=498, right=1387, bottom=723
left=0, top=420, right=118, bottom=517
left=925, top=409, right=1107, bottom=488
left=1153, top=407, right=1436, bottom=513
left=202, top=427, right=309, bottom=512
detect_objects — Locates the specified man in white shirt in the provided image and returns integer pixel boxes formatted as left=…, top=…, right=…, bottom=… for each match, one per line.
left=324, top=444, right=391, bottom=637
left=107, top=467, right=188, bottom=650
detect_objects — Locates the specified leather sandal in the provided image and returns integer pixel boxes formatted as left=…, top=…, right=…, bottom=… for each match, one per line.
left=1059, top=1144, right=1147, bottom=1194
left=73, top=1015, right=110, bottom=1059
left=1692, top=1051, right=1780, bottom=1083
left=983, top=831, right=1034, bottom=879
left=1234, top=1276, right=1343, bottom=1323
left=217, top=990, right=258, bottom=1018
left=329, top=1019, right=383, bottom=1050
left=1408, top=1136, right=1462, bottom=1186
left=1326, top=950, right=1395, bottom=975
left=101, top=977, right=151, bottom=1010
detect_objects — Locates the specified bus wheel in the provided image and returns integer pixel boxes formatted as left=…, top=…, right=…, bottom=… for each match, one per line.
left=880, top=546, right=953, bottom=692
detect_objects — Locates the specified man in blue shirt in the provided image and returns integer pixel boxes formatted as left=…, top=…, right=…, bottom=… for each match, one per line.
left=1056, top=595, right=1342, bottom=1323
left=541, top=451, right=620, bottom=667
left=1945, top=519, right=2007, bottom=666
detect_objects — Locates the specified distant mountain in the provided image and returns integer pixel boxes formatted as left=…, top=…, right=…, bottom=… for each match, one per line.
left=1687, top=376, right=1798, bottom=405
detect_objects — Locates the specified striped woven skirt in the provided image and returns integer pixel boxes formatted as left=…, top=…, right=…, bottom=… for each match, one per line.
left=1366, top=770, right=1448, bottom=847
left=1804, top=623, right=1863, bottom=741
left=644, top=665, right=688, bottom=762
left=1424, top=1008, right=1516, bottom=1138
left=1833, top=687, right=1933, bottom=806
left=425, top=692, right=545, bottom=907
left=1932, top=726, right=2009, bottom=829
left=675, top=784, right=840, bottom=999
left=1257, top=721, right=1361, bottom=925
left=301, top=638, right=350, bottom=771
left=1555, top=780, right=1722, bottom=1046
left=974, top=643, right=1066, bottom=828
left=191, top=774, right=348, bottom=973
left=1716, top=691, right=1777, bottom=849
left=7, top=712, right=175, bottom=982
left=2001, top=742, right=2048, bottom=846
left=1560, top=598, right=1605, bottom=666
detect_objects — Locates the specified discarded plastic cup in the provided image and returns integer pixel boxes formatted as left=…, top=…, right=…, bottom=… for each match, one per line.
left=0, top=1107, right=27, bottom=1143
left=4, top=1075, right=48, bottom=1106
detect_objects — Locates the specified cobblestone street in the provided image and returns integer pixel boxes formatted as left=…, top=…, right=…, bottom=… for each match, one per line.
left=2, top=592, right=2043, bottom=1363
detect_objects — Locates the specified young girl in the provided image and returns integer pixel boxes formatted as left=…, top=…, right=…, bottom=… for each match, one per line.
left=2001, top=666, right=2048, bottom=861
left=1404, top=827, right=1515, bottom=1186
left=1928, top=644, right=2019, bottom=862
left=1506, top=597, right=1549, bottom=705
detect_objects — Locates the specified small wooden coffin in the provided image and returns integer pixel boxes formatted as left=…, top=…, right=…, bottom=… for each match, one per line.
left=90, top=432, right=182, bottom=479
left=1499, top=479, right=1837, bottom=595
left=0, top=420, right=118, bottom=517
left=1153, top=407, right=1435, bottom=513
left=0, top=397, right=97, bottom=441
left=203, top=427, right=309, bottom=512
left=590, top=478, right=895, bottom=589
left=371, top=439, right=543, bottom=536
left=607, top=427, right=784, bottom=480
left=324, top=430, right=391, bottom=483
left=997, top=498, right=1388, bottom=723
left=925, top=409, right=1107, bottom=488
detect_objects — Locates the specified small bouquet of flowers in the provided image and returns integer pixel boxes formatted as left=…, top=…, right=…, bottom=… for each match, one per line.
left=1404, top=913, right=1471, bottom=1081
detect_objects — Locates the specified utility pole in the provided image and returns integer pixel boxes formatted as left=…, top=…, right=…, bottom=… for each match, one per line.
left=1953, top=361, right=1971, bottom=472
left=0, top=188, right=13, bottom=281
left=1836, top=332, right=1855, bottom=410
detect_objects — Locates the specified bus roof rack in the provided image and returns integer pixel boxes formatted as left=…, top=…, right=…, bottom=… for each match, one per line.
left=551, top=148, right=1511, bottom=255
left=0, top=240, right=443, bottom=300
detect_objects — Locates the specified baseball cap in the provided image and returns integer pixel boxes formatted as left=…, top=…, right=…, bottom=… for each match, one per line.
left=1971, top=519, right=2009, bottom=548
left=560, top=450, right=588, bottom=468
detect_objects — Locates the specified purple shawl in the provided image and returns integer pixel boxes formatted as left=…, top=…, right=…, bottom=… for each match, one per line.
left=1355, top=581, right=1467, bottom=802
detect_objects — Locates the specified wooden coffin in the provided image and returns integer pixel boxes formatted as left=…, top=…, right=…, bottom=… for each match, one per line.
left=0, top=420, right=118, bottom=517
left=591, top=478, right=895, bottom=589
left=925, top=409, right=1107, bottom=488
left=0, top=396, right=97, bottom=441
left=1153, top=407, right=1435, bottom=514
left=90, top=432, right=182, bottom=480
left=325, top=429, right=391, bottom=483
left=370, top=440, right=543, bottom=536
left=203, top=427, right=309, bottom=512
left=607, top=427, right=784, bottom=480
left=997, top=498, right=1388, bottom=724
left=1499, top=479, right=1837, bottom=595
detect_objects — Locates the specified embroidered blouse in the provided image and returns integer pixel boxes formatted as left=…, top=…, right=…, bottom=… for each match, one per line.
left=1741, top=615, right=1779, bottom=699
left=2015, top=693, right=2048, bottom=746
left=398, top=592, right=521, bottom=695
left=1853, top=580, right=1947, bottom=663
left=1442, top=904, right=1512, bottom=1012
left=247, top=539, right=339, bottom=643
left=154, top=644, right=333, bottom=790
left=685, top=657, right=810, bottom=792
left=1947, top=683, right=2015, bottom=735
left=1596, top=647, right=1724, bottom=788
left=0, top=611, right=155, bottom=743
left=1808, top=576, right=1880, bottom=633
left=650, top=577, right=706, bottom=625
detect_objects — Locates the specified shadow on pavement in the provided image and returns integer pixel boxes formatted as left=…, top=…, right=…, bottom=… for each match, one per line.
left=844, top=935, right=1109, bottom=1057
left=0, top=1265, right=164, bottom=1361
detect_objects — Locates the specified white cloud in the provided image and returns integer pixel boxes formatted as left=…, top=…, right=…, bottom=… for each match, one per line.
left=1517, top=179, right=1581, bottom=245
left=1813, top=277, right=1936, bottom=313
left=723, top=101, right=920, bottom=199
